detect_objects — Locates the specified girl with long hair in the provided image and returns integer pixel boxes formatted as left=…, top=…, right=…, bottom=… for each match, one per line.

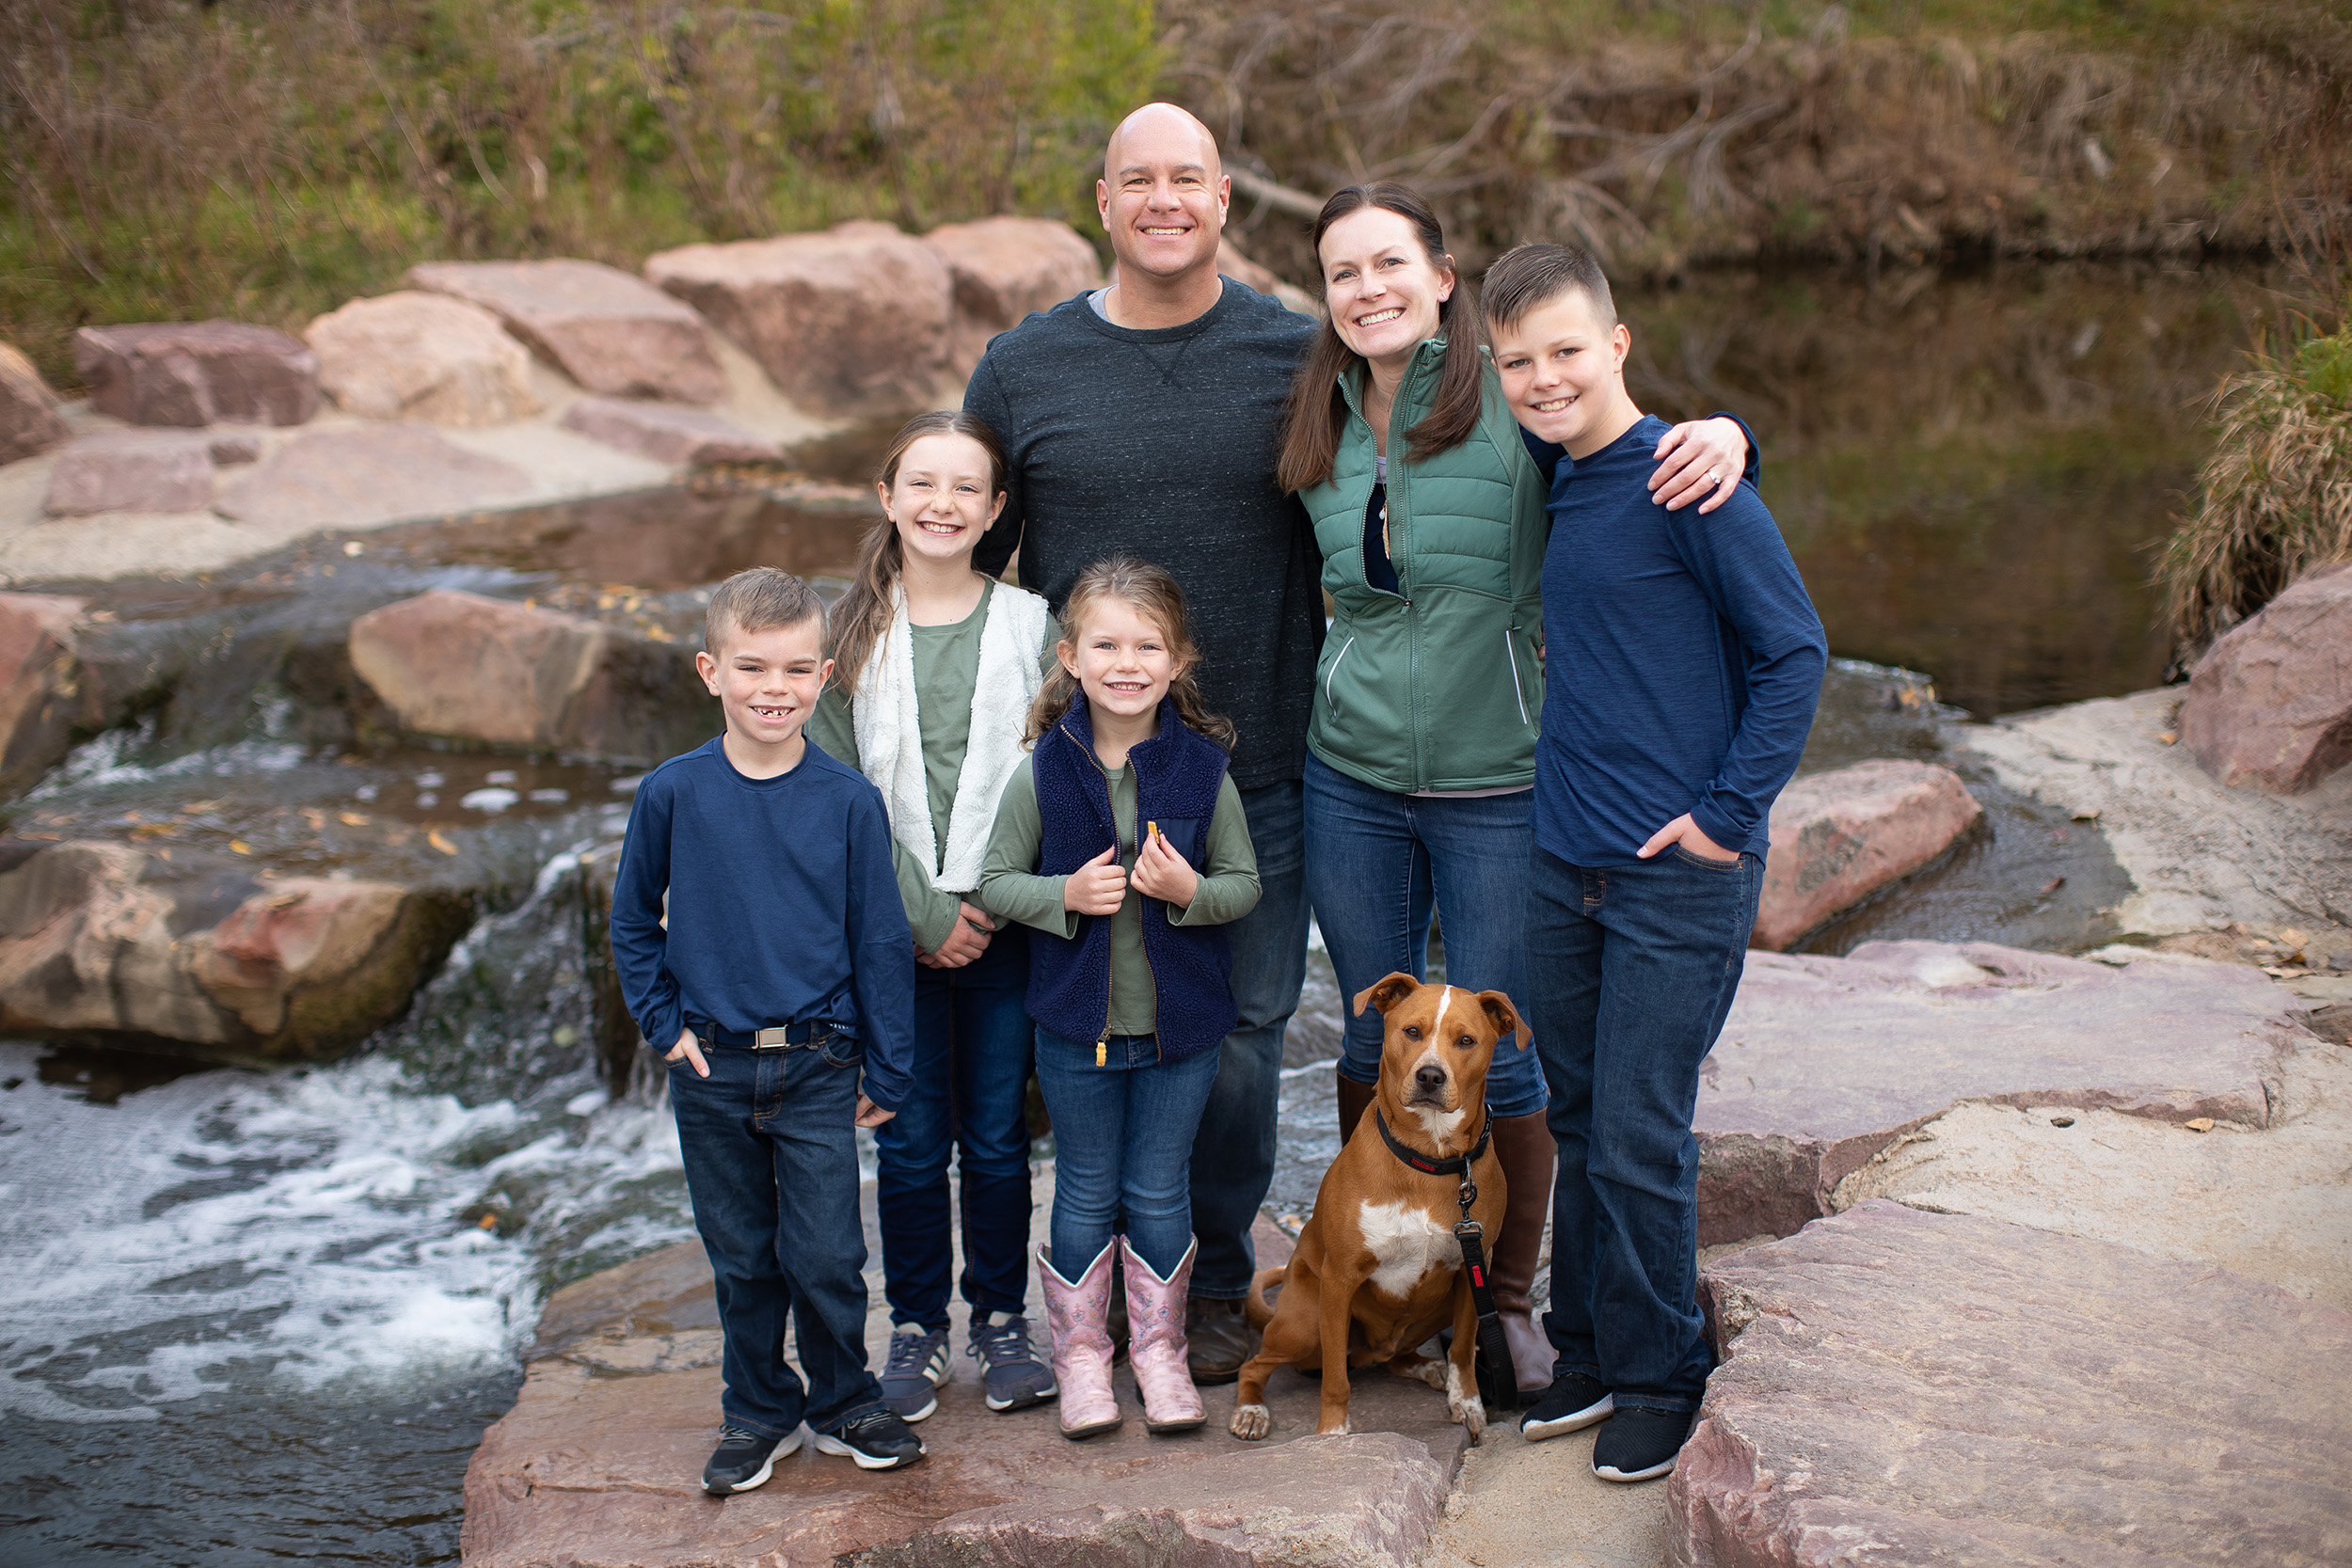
left=977, top=558, right=1259, bottom=1441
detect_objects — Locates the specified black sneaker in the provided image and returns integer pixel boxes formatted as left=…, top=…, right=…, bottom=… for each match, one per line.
left=701, top=1422, right=803, bottom=1494
left=968, top=1310, right=1057, bottom=1412
left=813, top=1405, right=926, bottom=1470
left=879, top=1323, right=950, bottom=1422
left=1592, top=1405, right=1695, bottom=1482
left=1520, top=1371, right=1613, bottom=1440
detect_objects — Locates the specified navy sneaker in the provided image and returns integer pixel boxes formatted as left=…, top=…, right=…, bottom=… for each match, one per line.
left=1520, top=1371, right=1613, bottom=1440
left=813, top=1404, right=926, bottom=1470
left=1592, top=1405, right=1695, bottom=1482
left=702, top=1422, right=803, bottom=1495
left=879, top=1323, right=950, bottom=1422
left=968, top=1310, right=1057, bottom=1412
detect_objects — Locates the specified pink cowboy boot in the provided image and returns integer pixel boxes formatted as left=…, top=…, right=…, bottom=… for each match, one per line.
left=1120, top=1236, right=1205, bottom=1433
left=1038, top=1241, right=1123, bottom=1439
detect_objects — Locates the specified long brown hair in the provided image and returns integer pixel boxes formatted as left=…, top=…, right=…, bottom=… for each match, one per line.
left=1022, top=557, right=1237, bottom=751
left=1274, top=182, right=1487, bottom=495
left=828, top=409, right=1009, bottom=697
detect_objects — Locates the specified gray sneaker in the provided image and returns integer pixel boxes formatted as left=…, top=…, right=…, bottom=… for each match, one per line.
left=967, top=1310, right=1057, bottom=1412
left=879, top=1323, right=950, bottom=1422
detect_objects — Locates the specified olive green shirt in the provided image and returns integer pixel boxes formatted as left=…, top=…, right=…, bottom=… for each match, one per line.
left=978, top=753, right=1260, bottom=1037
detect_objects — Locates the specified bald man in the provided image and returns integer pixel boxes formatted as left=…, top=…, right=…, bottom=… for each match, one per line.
left=967, top=103, right=1319, bottom=1383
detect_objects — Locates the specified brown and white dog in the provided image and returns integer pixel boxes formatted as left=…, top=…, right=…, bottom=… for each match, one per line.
left=1228, top=973, right=1526, bottom=1441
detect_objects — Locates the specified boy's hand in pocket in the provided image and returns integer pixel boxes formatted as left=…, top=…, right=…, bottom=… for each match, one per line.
left=1131, top=824, right=1199, bottom=908
left=664, top=1026, right=710, bottom=1078
left=855, top=1094, right=895, bottom=1128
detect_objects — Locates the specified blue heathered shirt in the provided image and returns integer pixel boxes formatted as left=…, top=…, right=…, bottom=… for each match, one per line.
left=609, top=736, right=915, bottom=1112
left=1526, top=414, right=1827, bottom=866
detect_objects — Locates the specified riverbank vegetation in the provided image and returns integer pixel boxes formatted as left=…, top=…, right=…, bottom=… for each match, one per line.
left=5, top=0, right=2348, bottom=388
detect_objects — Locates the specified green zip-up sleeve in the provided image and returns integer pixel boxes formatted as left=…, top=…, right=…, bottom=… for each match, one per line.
left=977, top=759, right=1080, bottom=939
left=1168, top=775, right=1260, bottom=927
left=806, top=683, right=967, bottom=954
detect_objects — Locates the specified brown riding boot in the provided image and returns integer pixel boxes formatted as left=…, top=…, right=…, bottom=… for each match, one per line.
left=1335, top=1069, right=1377, bottom=1146
left=1488, top=1111, right=1559, bottom=1399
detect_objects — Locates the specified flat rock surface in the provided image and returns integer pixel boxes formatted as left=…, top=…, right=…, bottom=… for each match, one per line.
left=215, top=424, right=532, bottom=539
left=1696, top=942, right=2305, bottom=1242
left=1751, top=759, right=1980, bottom=951
left=560, top=396, right=781, bottom=466
left=1673, top=1200, right=2352, bottom=1568
left=467, top=1216, right=1472, bottom=1568
left=73, top=319, right=320, bottom=427
left=408, top=257, right=725, bottom=404
left=42, top=429, right=215, bottom=516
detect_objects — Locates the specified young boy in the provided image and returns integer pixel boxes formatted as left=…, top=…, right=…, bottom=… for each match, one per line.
left=610, top=566, right=926, bottom=1491
left=1482, top=245, right=1827, bottom=1483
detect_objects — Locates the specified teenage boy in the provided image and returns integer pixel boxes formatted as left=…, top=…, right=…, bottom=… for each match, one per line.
left=1481, top=245, right=1827, bottom=1483
left=610, top=566, right=926, bottom=1492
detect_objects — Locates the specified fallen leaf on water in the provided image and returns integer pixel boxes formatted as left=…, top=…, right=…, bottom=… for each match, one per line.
left=2185, top=1117, right=2215, bottom=1133
left=427, top=830, right=458, bottom=856
left=229, top=840, right=252, bottom=855
left=477, top=1213, right=500, bottom=1231
left=181, top=800, right=220, bottom=815
left=2154, top=730, right=2178, bottom=744
left=340, top=812, right=370, bottom=827
left=2039, top=876, right=2066, bottom=895
left=2278, top=927, right=2311, bottom=948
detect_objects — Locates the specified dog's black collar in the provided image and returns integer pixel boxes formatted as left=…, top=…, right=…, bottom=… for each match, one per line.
left=1372, top=1107, right=1489, bottom=1177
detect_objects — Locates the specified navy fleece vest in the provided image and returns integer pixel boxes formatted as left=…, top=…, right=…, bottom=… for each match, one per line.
left=1026, top=696, right=1238, bottom=1064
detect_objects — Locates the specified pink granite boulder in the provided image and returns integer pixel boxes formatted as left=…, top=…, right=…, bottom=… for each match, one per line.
left=2179, top=561, right=2352, bottom=794
left=406, top=258, right=725, bottom=404
left=41, top=430, right=215, bottom=516
left=72, top=320, right=321, bottom=427
left=645, top=222, right=952, bottom=417
left=922, top=215, right=1102, bottom=373
left=305, top=292, right=541, bottom=426
left=0, top=594, right=96, bottom=797
left=215, top=424, right=531, bottom=540
left=1697, top=942, right=2306, bottom=1243
left=1751, top=759, right=1982, bottom=949
left=1675, top=1201, right=2352, bottom=1568
left=559, top=395, right=781, bottom=466
left=1, top=341, right=71, bottom=463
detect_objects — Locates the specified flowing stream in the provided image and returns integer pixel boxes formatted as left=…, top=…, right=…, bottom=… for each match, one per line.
left=0, top=260, right=2286, bottom=1565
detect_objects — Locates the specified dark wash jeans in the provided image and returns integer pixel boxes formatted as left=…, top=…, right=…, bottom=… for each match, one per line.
left=1187, top=776, right=1311, bottom=1299
left=668, top=1035, right=887, bottom=1439
left=875, top=925, right=1034, bottom=1333
left=1528, top=842, right=1762, bottom=1414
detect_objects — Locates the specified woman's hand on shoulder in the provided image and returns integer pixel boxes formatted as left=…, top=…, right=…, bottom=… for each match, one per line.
left=1648, top=417, right=1749, bottom=515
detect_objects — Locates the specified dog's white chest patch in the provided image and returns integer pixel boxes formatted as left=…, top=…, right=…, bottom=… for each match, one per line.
left=1358, top=1199, right=1459, bottom=1299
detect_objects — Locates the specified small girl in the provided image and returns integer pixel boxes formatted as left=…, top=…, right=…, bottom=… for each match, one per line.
left=806, top=410, right=1058, bottom=1423
left=978, top=558, right=1261, bottom=1440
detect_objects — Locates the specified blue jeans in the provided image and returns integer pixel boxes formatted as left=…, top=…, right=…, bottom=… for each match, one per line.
left=875, top=925, right=1035, bottom=1333
left=1528, top=842, right=1761, bottom=1415
left=668, top=1035, right=887, bottom=1438
left=1304, top=752, right=1549, bottom=1119
left=1037, top=1028, right=1223, bottom=1276
left=1187, top=776, right=1310, bottom=1298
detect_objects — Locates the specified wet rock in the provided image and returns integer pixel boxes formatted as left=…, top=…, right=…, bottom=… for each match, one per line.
left=921, top=216, right=1102, bottom=374
left=1675, top=1200, right=2352, bottom=1568
left=646, top=222, right=952, bottom=417
left=304, top=292, right=541, bottom=426
left=559, top=395, right=781, bottom=467
left=349, top=588, right=710, bottom=762
left=1751, top=759, right=1981, bottom=950
left=0, top=841, right=469, bottom=1062
left=72, top=320, right=322, bottom=427
left=0, top=341, right=72, bottom=463
left=215, top=424, right=532, bottom=538
left=1697, top=943, right=2303, bottom=1243
left=41, top=430, right=215, bottom=516
left=0, top=594, right=97, bottom=797
left=407, top=257, right=726, bottom=405
left=2180, top=562, right=2352, bottom=794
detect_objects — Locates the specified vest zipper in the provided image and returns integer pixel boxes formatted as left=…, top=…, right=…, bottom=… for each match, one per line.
left=1504, top=625, right=1530, bottom=726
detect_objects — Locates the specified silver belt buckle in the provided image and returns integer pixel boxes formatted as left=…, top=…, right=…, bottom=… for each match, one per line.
left=753, top=1025, right=796, bottom=1049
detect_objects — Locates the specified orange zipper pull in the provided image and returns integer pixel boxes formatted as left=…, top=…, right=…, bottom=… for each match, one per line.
left=1096, top=1036, right=1107, bottom=1068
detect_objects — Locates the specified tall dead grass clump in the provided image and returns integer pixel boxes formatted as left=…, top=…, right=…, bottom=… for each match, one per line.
left=2159, top=319, right=2352, bottom=652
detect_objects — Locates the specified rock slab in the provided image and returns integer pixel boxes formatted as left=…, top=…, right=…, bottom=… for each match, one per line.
left=407, top=257, right=725, bottom=404
left=2180, top=561, right=2352, bottom=794
left=646, top=222, right=952, bottom=418
left=73, top=320, right=321, bottom=427
left=560, top=396, right=781, bottom=466
left=305, top=292, right=542, bottom=426
left=0, top=841, right=469, bottom=1061
left=1696, top=942, right=2304, bottom=1243
left=0, top=594, right=95, bottom=797
left=215, top=424, right=532, bottom=538
left=41, top=430, right=215, bottom=516
left=349, top=588, right=709, bottom=762
left=921, top=215, right=1102, bottom=374
left=0, top=341, right=71, bottom=463
left=1674, top=1200, right=2352, bottom=1568
left=1751, top=760, right=1980, bottom=949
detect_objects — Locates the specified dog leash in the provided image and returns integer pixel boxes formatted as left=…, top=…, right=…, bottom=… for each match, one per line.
left=1371, top=1109, right=1519, bottom=1413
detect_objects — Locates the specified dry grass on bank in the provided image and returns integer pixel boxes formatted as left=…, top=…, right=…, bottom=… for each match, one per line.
left=2160, top=319, right=2352, bottom=651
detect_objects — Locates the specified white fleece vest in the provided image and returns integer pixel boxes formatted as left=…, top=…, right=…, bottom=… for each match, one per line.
left=850, top=580, right=1052, bottom=895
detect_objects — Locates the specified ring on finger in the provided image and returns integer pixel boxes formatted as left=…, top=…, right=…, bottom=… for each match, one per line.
left=1706, top=469, right=1721, bottom=485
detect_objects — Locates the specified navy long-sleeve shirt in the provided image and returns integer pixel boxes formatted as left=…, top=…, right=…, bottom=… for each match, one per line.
left=1524, top=415, right=1826, bottom=865
left=608, top=736, right=915, bottom=1111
